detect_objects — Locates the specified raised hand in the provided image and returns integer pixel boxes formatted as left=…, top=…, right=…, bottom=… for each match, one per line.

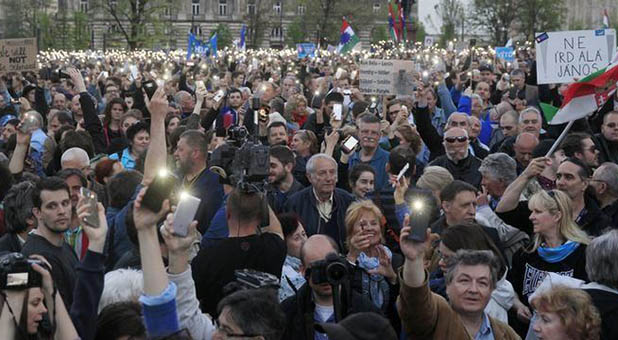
left=132, top=187, right=170, bottom=232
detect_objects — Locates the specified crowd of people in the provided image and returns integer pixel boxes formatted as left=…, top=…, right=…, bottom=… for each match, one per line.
left=0, top=41, right=617, bottom=340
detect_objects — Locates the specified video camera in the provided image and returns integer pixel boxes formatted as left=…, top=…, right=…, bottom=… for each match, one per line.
left=0, top=253, right=45, bottom=290
left=209, top=126, right=270, bottom=193
left=307, top=253, right=350, bottom=286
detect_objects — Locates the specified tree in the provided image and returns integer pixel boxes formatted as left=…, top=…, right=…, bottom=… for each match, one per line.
left=212, top=24, right=232, bottom=49
left=414, top=21, right=427, bottom=43
left=468, top=0, right=518, bottom=45
left=96, top=0, right=174, bottom=50
left=518, top=0, right=565, bottom=40
left=286, top=18, right=308, bottom=46
left=371, top=26, right=388, bottom=44
left=245, top=0, right=272, bottom=48
left=429, top=0, right=464, bottom=46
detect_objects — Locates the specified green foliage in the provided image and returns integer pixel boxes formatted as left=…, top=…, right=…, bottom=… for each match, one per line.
left=371, top=26, right=388, bottom=44
left=414, top=21, right=427, bottom=43
left=518, top=0, right=565, bottom=40
left=469, top=0, right=517, bottom=45
left=285, top=18, right=308, bottom=46
left=213, top=24, right=233, bottom=49
left=434, top=0, right=463, bottom=47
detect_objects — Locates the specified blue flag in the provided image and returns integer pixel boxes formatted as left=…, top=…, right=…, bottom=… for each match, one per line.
left=238, top=25, right=246, bottom=50
left=187, top=32, right=218, bottom=60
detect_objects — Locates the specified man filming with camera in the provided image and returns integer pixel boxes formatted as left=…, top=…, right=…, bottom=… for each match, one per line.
left=281, top=234, right=381, bottom=339
left=191, top=188, right=286, bottom=317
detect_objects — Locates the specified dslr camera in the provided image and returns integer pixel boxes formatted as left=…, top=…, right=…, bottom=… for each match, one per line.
left=0, top=253, right=45, bottom=290
left=209, top=126, right=270, bottom=193
left=307, top=253, right=350, bottom=285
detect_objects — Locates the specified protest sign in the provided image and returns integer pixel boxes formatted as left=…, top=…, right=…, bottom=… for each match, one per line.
left=0, top=38, right=37, bottom=73
left=535, top=29, right=616, bottom=84
left=297, top=43, right=316, bottom=58
left=424, top=36, right=435, bottom=47
left=495, top=47, right=515, bottom=62
left=359, top=59, right=415, bottom=96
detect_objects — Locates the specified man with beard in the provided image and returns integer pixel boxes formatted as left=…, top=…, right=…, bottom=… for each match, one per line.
left=22, top=177, right=79, bottom=307
left=429, top=127, right=483, bottom=188
left=267, top=145, right=304, bottom=213
left=173, top=129, right=224, bottom=233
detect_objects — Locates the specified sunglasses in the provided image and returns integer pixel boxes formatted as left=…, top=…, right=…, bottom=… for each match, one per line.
left=444, top=136, right=468, bottom=143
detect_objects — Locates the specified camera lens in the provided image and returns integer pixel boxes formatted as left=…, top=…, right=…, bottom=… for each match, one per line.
left=326, top=262, right=347, bottom=284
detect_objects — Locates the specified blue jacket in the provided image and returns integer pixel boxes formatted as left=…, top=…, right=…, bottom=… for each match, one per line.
left=284, top=187, right=354, bottom=251
left=182, top=168, right=225, bottom=234
left=349, top=147, right=390, bottom=191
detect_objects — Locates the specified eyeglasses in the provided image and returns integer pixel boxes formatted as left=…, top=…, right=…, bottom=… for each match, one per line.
left=214, top=318, right=262, bottom=338
left=444, top=136, right=468, bottom=143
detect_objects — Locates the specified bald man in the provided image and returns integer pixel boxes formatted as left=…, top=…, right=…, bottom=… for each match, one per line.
left=429, top=127, right=483, bottom=188
left=281, top=235, right=381, bottom=339
left=60, top=147, right=108, bottom=207
left=513, top=132, right=539, bottom=172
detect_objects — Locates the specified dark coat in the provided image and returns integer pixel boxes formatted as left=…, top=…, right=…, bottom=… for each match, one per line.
left=280, top=282, right=382, bottom=340
left=429, top=153, right=483, bottom=189
left=284, top=187, right=354, bottom=251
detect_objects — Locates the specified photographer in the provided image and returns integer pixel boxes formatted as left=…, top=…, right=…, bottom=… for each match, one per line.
left=0, top=254, right=79, bottom=340
left=192, top=188, right=285, bottom=316
left=281, top=234, right=381, bottom=339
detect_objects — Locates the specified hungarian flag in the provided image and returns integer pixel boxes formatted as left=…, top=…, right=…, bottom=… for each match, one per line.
left=550, top=52, right=618, bottom=125
left=388, top=1, right=399, bottom=42
left=337, top=18, right=360, bottom=54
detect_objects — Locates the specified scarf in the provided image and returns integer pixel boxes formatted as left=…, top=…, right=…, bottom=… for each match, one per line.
left=356, top=245, right=393, bottom=309
left=538, top=240, right=580, bottom=263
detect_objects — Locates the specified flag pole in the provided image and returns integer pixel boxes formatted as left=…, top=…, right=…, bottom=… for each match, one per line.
left=545, top=120, right=575, bottom=157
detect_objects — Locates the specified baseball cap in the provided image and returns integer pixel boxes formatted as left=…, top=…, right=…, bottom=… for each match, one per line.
left=0, top=115, right=18, bottom=127
left=314, top=312, right=397, bottom=340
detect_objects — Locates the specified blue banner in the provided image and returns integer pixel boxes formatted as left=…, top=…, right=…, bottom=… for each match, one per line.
left=297, top=43, right=316, bottom=58
left=495, top=46, right=515, bottom=62
left=187, top=32, right=218, bottom=60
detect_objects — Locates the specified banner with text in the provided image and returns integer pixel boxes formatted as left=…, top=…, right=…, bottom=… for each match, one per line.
left=0, top=38, right=37, bottom=73
left=359, top=59, right=416, bottom=96
left=495, top=47, right=515, bottom=63
left=535, top=29, right=616, bottom=84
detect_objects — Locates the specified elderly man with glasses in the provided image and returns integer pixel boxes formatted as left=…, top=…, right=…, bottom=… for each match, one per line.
left=428, top=127, right=483, bottom=188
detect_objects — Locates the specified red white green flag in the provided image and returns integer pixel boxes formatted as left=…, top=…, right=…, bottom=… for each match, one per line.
left=550, top=52, right=618, bottom=125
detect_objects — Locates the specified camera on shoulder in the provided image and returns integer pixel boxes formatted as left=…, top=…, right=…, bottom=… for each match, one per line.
left=307, top=253, right=350, bottom=286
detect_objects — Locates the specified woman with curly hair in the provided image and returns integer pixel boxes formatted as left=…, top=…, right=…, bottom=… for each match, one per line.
left=531, top=286, right=601, bottom=340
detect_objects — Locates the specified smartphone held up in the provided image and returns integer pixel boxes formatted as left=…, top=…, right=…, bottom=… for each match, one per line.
left=80, top=187, right=100, bottom=228
left=173, top=192, right=201, bottom=237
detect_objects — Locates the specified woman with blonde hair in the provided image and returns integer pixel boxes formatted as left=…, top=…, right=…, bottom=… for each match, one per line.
left=284, top=94, right=311, bottom=130
left=344, top=200, right=402, bottom=327
left=508, top=190, right=590, bottom=331
left=291, top=129, right=319, bottom=186
left=416, top=165, right=454, bottom=206
left=531, top=286, right=601, bottom=340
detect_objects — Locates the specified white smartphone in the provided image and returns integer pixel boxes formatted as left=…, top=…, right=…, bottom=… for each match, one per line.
left=196, top=80, right=206, bottom=92
left=341, top=135, right=359, bottom=154
left=333, top=103, right=343, bottom=121
left=173, top=193, right=201, bottom=237
left=213, top=89, right=226, bottom=102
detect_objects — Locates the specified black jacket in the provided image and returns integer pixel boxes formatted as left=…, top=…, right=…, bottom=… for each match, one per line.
left=585, top=288, right=618, bottom=340
left=0, top=233, right=22, bottom=253
left=280, top=282, right=382, bottom=340
left=428, top=153, right=483, bottom=189
left=577, top=195, right=613, bottom=237
left=594, top=133, right=618, bottom=165
left=284, top=187, right=355, bottom=251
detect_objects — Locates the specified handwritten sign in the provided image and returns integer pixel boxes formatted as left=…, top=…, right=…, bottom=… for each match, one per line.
left=297, top=43, right=316, bottom=58
left=0, top=38, right=38, bottom=73
left=495, top=47, right=515, bottom=62
left=359, top=59, right=416, bottom=96
left=535, top=29, right=616, bottom=84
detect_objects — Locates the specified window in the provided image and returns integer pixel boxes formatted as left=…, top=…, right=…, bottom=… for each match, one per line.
left=190, top=26, right=202, bottom=36
left=373, top=3, right=380, bottom=13
left=247, top=0, right=255, bottom=15
left=273, top=1, right=281, bottom=14
left=298, top=5, right=306, bottom=15
left=192, top=0, right=200, bottom=16
left=218, top=0, right=227, bottom=16
left=271, top=26, right=282, bottom=38
left=164, top=5, right=171, bottom=16
left=109, top=0, right=117, bottom=11
left=80, top=0, right=88, bottom=13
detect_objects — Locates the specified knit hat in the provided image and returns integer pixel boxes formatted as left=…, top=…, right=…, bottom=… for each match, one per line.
left=314, top=312, right=398, bottom=340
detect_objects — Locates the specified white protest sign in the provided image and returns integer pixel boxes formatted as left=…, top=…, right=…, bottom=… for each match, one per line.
left=535, top=29, right=616, bottom=84
left=359, top=59, right=416, bottom=96
left=0, top=38, right=38, bottom=73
